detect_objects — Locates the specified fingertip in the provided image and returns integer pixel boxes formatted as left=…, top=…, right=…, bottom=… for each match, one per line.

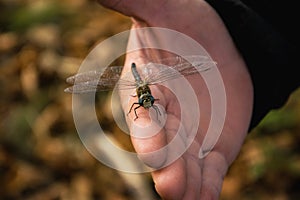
left=130, top=119, right=168, bottom=168
left=97, top=0, right=137, bottom=17
left=152, top=159, right=186, bottom=200
left=96, top=0, right=120, bottom=9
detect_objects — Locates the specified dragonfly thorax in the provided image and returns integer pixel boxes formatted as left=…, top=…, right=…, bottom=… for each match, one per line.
left=136, top=84, right=155, bottom=108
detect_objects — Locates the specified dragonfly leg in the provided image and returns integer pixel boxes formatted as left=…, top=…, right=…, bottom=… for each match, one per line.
left=152, top=104, right=161, bottom=121
left=133, top=106, right=142, bottom=120
left=127, top=102, right=141, bottom=120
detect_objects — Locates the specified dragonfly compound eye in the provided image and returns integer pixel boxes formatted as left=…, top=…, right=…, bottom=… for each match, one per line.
left=139, top=93, right=154, bottom=108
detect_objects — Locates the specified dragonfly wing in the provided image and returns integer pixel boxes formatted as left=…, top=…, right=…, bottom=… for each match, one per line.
left=65, top=55, right=216, bottom=93
left=66, top=66, right=123, bottom=84
left=144, top=55, right=216, bottom=84
left=65, top=78, right=137, bottom=93
left=65, top=65, right=137, bottom=93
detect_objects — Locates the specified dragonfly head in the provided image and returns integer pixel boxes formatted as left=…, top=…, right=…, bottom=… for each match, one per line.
left=139, top=93, right=155, bottom=108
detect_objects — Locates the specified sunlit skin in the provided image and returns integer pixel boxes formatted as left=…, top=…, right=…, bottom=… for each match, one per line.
left=97, top=0, right=253, bottom=199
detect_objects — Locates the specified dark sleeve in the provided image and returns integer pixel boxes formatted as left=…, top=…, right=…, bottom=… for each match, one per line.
left=205, top=0, right=300, bottom=130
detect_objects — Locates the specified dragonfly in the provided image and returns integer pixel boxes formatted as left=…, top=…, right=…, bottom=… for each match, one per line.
left=64, top=55, right=215, bottom=120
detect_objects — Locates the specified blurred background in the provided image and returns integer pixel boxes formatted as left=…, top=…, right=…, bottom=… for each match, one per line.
left=1, top=0, right=300, bottom=199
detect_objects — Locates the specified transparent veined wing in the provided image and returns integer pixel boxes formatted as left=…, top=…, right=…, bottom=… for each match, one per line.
left=143, top=55, right=215, bottom=85
left=64, top=65, right=137, bottom=93
left=64, top=55, right=216, bottom=93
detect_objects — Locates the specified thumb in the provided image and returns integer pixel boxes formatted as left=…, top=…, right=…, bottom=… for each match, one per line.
left=97, top=0, right=166, bottom=23
left=97, top=0, right=142, bottom=18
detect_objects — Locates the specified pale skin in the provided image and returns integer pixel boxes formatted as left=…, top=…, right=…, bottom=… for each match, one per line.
left=97, top=0, right=254, bottom=199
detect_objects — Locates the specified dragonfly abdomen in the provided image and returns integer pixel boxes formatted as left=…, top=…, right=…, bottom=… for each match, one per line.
left=131, top=63, right=142, bottom=84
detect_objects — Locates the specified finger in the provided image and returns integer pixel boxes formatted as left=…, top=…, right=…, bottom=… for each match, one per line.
left=149, top=113, right=190, bottom=199
left=97, top=0, right=170, bottom=22
left=181, top=141, right=203, bottom=200
left=152, top=158, right=186, bottom=200
left=126, top=86, right=169, bottom=168
left=200, top=151, right=228, bottom=200
left=130, top=116, right=168, bottom=168
left=119, top=41, right=172, bottom=168
left=97, top=0, right=130, bottom=11
left=182, top=156, right=202, bottom=200
left=96, top=0, right=145, bottom=19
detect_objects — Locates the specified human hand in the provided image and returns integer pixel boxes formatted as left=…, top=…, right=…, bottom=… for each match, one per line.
left=97, top=0, right=253, bottom=199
